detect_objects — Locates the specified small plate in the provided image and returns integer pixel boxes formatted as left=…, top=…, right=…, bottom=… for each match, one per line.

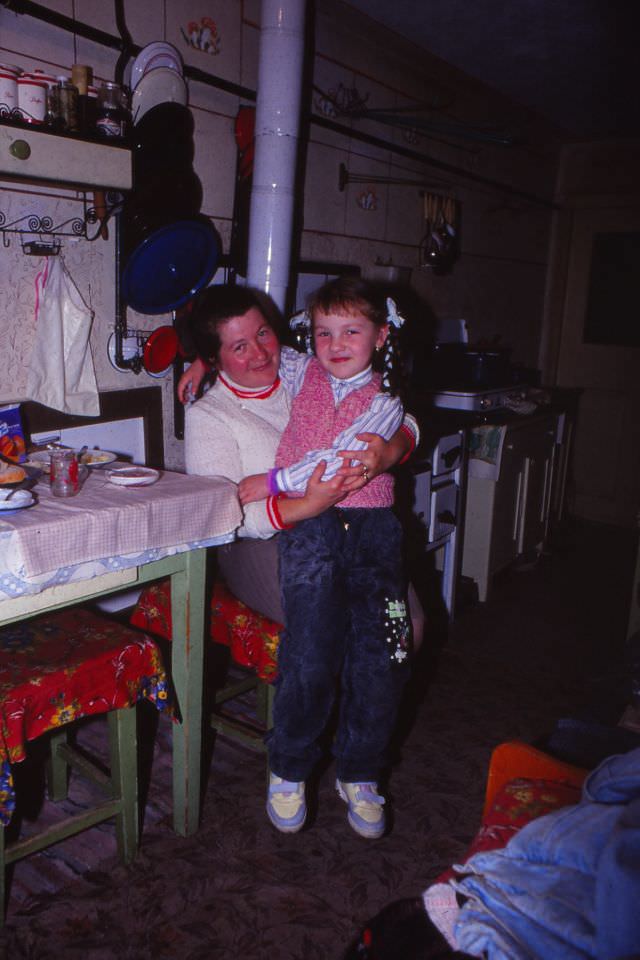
left=130, top=41, right=183, bottom=92
left=131, top=67, right=188, bottom=126
left=107, top=466, right=160, bottom=487
left=0, top=489, right=35, bottom=511
left=78, top=449, right=118, bottom=468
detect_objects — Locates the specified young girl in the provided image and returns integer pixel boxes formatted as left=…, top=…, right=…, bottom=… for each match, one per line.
left=239, top=276, right=413, bottom=839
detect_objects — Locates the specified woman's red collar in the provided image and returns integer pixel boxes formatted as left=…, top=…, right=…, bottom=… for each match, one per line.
left=218, top=372, right=281, bottom=399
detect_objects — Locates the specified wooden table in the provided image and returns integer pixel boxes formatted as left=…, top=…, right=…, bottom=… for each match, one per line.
left=0, top=468, right=242, bottom=836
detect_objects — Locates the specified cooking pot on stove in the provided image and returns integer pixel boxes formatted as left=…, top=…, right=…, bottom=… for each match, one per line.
left=428, top=343, right=514, bottom=390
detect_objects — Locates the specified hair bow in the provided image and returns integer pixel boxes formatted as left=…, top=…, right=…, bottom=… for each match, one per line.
left=386, top=298, right=405, bottom=329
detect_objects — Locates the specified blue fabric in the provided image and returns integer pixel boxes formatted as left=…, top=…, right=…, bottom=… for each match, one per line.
left=452, top=748, right=640, bottom=960
left=268, top=507, right=410, bottom=783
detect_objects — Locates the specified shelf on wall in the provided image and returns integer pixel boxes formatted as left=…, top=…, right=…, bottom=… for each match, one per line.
left=0, top=121, right=132, bottom=191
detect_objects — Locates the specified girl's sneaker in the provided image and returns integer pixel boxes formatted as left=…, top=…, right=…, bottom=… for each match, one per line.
left=267, top=773, right=306, bottom=833
left=336, top=780, right=386, bottom=838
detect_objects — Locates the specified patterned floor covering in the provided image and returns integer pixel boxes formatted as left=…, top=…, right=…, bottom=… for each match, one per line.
left=1, top=518, right=637, bottom=959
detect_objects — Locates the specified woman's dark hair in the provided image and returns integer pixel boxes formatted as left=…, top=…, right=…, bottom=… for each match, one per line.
left=306, top=275, right=407, bottom=398
left=186, top=284, right=283, bottom=366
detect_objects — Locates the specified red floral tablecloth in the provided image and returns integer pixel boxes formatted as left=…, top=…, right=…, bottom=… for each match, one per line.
left=0, top=607, right=170, bottom=825
left=130, top=581, right=280, bottom=682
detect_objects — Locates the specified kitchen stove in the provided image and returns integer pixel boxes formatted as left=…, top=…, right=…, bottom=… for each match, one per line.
left=431, top=385, right=530, bottom=412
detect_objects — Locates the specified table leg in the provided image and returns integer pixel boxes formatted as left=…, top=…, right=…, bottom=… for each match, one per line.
left=169, top=547, right=207, bottom=836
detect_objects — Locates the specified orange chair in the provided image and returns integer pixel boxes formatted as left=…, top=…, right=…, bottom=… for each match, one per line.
left=483, top=740, right=588, bottom=817
left=130, top=579, right=280, bottom=750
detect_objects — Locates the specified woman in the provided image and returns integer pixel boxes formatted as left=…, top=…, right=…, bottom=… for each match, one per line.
left=181, top=283, right=422, bottom=636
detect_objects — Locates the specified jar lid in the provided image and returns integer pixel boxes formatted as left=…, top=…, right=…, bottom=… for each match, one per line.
left=18, top=76, right=48, bottom=87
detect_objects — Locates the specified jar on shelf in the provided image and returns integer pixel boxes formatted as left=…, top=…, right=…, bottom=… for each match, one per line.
left=52, top=75, right=79, bottom=131
left=95, top=81, right=129, bottom=140
left=17, top=75, right=48, bottom=125
left=0, top=64, right=20, bottom=119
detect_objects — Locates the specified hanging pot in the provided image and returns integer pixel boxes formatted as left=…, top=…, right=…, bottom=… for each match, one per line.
left=131, top=101, right=195, bottom=180
left=142, top=325, right=180, bottom=376
left=121, top=215, right=220, bottom=315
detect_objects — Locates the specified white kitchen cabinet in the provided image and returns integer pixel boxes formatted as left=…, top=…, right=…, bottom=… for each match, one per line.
left=462, top=414, right=557, bottom=601
left=0, top=122, right=131, bottom=191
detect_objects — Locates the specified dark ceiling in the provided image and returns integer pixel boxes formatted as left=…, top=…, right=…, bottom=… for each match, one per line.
left=345, top=0, right=639, bottom=141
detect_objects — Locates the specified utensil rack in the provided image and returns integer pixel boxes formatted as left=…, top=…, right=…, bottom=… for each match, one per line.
left=0, top=191, right=123, bottom=251
left=338, top=162, right=451, bottom=193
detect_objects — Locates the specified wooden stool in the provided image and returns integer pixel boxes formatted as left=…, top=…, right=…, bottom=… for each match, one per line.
left=131, top=580, right=280, bottom=750
left=0, top=608, right=169, bottom=924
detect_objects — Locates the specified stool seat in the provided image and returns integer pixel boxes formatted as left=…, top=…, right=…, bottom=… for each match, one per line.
left=131, top=580, right=280, bottom=750
left=131, top=580, right=280, bottom=681
left=0, top=607, right=169, bottom=825
left=0, top=606, right=170, bottom=924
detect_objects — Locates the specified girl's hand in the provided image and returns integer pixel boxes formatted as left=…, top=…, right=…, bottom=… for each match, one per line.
left=238, top=473, right=270, bottom=505
left=177, top=357, right=209, bottom=404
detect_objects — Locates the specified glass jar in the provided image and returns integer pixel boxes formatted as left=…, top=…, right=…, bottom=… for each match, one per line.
left=49, top=449, right=81, bottom=497
left=52, top=76, right=79, bottom=131
left=95, top=81, right=129, bottom=140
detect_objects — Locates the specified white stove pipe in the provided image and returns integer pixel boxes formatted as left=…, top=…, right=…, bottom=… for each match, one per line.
left=247, top=0, right=306, bottom=311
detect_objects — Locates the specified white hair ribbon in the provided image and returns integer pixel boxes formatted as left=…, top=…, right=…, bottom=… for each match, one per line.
left=386, top=297, right=405, bottom=329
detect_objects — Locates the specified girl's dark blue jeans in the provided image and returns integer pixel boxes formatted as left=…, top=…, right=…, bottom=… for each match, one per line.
left=267, top=506, right=411, bottom=783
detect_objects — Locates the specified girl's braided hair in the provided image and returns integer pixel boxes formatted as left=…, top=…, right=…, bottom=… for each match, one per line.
left=305, top=275, right=407, bottom=398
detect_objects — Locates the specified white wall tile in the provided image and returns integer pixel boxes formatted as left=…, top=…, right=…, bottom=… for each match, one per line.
left=193, top=108, right=237, bottom=221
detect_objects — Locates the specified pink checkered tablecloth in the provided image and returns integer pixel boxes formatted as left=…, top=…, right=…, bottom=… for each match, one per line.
left=0, top=468, right=242, bottom=578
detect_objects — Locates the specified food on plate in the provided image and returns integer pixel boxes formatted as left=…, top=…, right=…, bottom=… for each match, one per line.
left=79, top=450, right=113, bottom=465
left=0, top=460, right=26, bottom=485
left=112, top=468, right=147, bottom=478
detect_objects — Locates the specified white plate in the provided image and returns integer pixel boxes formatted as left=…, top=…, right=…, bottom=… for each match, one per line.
left=78, top=449, right=118, bottom=468
left=106, top=466, right=160, bottom=487
left=0, top=489, right=34, bottom=510
left=131, top=68, right=188, bottom=125
left=130, top=41, right=183, bottom=92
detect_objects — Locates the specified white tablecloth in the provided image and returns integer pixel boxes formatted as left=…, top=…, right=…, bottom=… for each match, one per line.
left=0, top=469, right=242, bottom=600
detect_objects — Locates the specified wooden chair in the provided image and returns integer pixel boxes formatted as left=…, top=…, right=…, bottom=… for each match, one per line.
left=130, top=579, right=279, bottom=750
left=0, top=607, right=169, bottom=924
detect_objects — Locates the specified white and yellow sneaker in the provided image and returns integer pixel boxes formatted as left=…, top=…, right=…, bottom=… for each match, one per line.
left=267, top=772, right=307, bottom=833
left=336, top=780, right=386, bottom=839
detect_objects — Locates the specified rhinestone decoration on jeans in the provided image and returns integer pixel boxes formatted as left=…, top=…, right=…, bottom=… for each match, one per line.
left=383, top=598, right=410, bottom=663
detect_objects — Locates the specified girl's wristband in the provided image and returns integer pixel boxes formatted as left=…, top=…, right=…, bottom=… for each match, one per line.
left=267, top=468, right=281, bottom=496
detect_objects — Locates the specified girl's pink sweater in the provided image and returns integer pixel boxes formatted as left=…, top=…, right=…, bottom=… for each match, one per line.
left=276, top=359, right=394, bottom=508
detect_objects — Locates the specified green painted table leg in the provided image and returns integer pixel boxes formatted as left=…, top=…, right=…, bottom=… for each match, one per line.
left=170, top=547, right=207, bottom=837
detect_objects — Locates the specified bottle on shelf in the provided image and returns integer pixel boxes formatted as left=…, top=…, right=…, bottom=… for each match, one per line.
left=71, top=64, right=94, bottom=136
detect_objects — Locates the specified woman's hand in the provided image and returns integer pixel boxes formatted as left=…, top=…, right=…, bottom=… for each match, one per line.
left=276, top=462, right=352, bottom=525
left=177, top=357, right=209, bottom=404
left=336, top=428, right=411, bottom=483
left=238, top=472, right=270, bottom=505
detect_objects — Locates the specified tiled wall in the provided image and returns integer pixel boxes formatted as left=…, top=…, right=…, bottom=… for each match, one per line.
left=0, top=0, right=562, bottom=468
